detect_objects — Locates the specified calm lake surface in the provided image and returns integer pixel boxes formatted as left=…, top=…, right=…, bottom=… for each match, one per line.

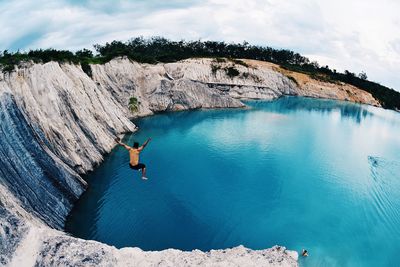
left=66, top=97, right=400, bottom=267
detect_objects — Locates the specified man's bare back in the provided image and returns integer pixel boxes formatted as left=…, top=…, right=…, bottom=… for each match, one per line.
left=129, top=147, right=140, bottom=166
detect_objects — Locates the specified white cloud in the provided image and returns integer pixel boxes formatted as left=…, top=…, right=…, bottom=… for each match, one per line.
left=0, top=0, right=399, bottom=90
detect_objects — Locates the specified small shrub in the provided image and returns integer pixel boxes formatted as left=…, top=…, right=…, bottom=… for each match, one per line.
left=211, top=64, right=221, bottom=75
left=224, top=66, right=240, bottom=78
left=345, top=89, right=353, bottom=95
left=241, top=72, right=249, bottom=78
left=230, top=58, right=249, bottom=67
left=253, top=74, right=262, bottom=83
left=286, top=75, right=299, bottom=86
left=81, top=62, right=92, bottom=78
left=129, top=96, right=139, bottom=113
left=310, top=73, right=338, bottom=84
left=213, top=57, right=226, bottom=63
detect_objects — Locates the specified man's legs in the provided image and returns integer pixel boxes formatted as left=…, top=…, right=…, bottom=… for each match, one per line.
left=136, top=163, right=147, bottom=180
left=141, top=166, right=147, bottom=180
left=130, top=163, right=147, bottom=180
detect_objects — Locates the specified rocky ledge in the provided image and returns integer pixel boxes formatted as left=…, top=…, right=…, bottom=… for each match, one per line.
left=0, top=57, right=379, bottom=266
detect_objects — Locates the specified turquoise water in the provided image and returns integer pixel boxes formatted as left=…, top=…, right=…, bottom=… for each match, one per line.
left=66, top=97, right=400, bottom=267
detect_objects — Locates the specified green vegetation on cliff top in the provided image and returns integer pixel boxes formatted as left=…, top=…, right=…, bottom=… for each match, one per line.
left=0, top=37, right=399, bottom=110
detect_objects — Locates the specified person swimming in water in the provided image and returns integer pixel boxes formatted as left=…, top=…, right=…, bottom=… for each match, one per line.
left=302, top=249, right=308, bottom=257
left=115, top=137, right=151, bottom=180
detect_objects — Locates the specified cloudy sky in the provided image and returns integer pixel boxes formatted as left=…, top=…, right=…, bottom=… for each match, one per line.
left=1, top=0, right=399, bottom=90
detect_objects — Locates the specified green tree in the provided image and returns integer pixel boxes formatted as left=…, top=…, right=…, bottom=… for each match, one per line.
left=76, top=49, right=93, bottom=59
left=129, top=97, right=139, bottom=113
left=358, top=71, right=368, bottom=80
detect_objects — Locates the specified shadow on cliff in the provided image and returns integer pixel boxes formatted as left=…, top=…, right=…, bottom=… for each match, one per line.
left=0, top=93, right=86, bottom=229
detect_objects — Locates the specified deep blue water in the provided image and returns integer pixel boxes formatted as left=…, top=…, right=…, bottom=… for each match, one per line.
left=66, top=97, right=400, bottom=267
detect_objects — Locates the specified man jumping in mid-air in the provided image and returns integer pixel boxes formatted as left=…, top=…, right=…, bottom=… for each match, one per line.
left=115, top=137, right=151, bottom=180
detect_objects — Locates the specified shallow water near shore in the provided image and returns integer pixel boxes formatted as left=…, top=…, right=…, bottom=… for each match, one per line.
left=66, top=97, right=400, bottom=267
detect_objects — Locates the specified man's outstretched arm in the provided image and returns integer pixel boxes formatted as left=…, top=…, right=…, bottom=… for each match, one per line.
left=138, top=138, right=151, bottom=151
left=115, top=138, right=132, bottom=150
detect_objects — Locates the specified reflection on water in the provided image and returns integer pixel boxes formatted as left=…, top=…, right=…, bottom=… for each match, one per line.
left=249, top=97, right=374, bottom=124
left=66, top=97, right=400, bottom=267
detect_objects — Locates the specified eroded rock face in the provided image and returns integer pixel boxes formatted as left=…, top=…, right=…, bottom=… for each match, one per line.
left=0, top=94, right=87, bottom=228
left=0, top=201, right=28, bottom=266
left=0, top=57, right=378, bottom=266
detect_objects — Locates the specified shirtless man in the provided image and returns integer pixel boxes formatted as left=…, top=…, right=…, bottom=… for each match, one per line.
left=115, top=137, right=151, bottom=180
